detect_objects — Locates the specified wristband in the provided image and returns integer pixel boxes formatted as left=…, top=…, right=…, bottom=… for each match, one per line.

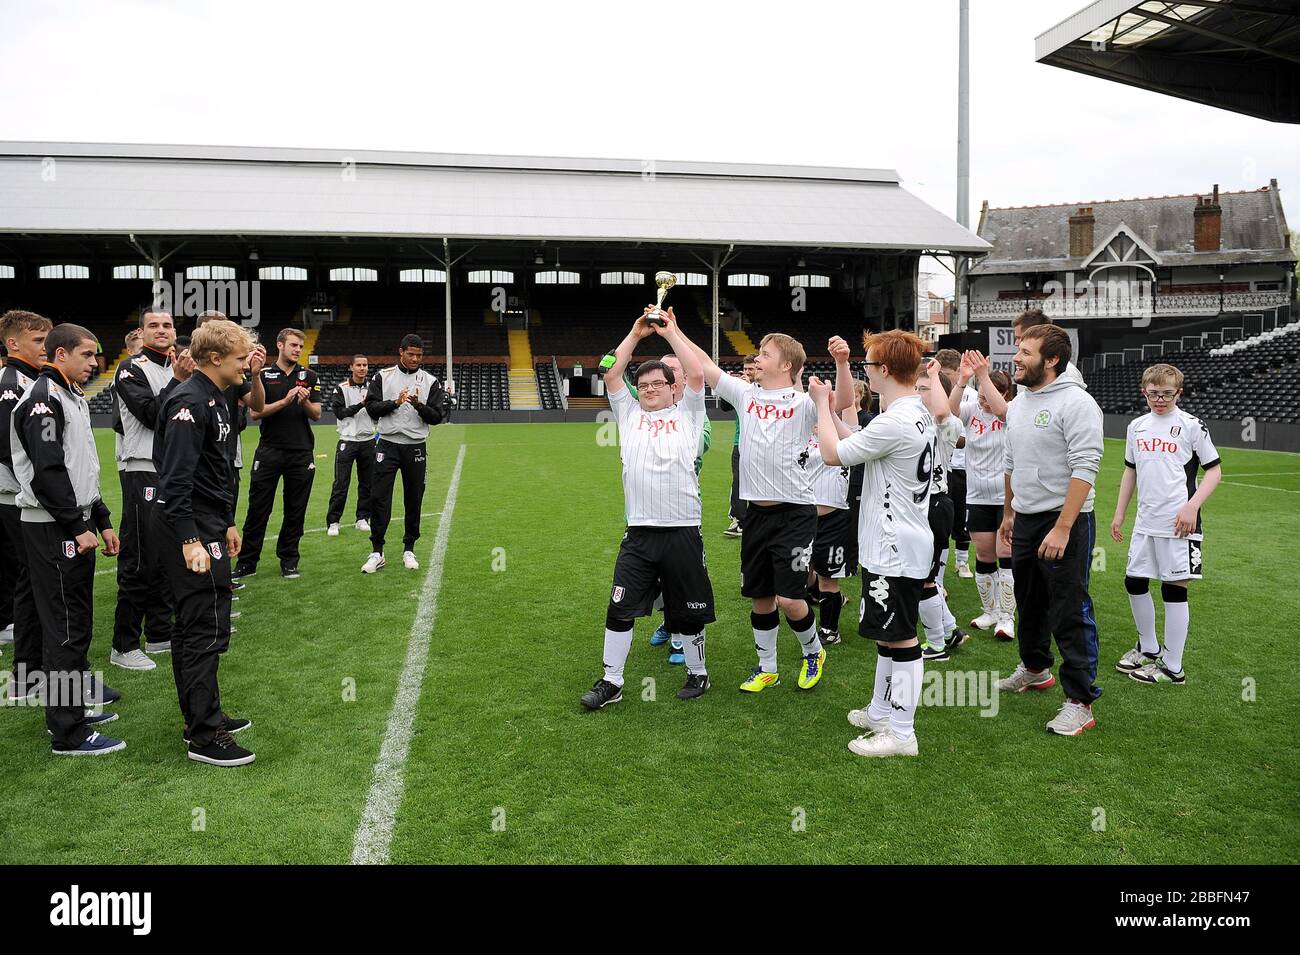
left=183, top=537, right=201, bottom=546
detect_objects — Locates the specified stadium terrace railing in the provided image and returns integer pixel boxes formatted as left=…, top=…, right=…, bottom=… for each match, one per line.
left=551, top=355, right=567, bottom=411
left=969, top=291, right=1289, bottom=321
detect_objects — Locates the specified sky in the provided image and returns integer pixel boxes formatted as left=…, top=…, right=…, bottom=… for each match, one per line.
left=3, top=0, right=1298, bottom=296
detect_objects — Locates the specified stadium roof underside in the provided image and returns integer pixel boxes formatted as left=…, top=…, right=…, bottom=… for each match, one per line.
left=0, top=142, right=988, bottom=269
left=1036, top=0, right=1300, bottom=124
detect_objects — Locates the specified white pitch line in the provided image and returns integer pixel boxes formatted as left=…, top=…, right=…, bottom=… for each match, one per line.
left=1220, top=471, right=1300, bottom=478
left=350, top=444, right=466, bottom=865
left=1223, top=481, right=1300, bottom=494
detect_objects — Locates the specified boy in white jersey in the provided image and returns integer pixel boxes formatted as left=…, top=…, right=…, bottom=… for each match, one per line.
left=1110, top=363, right=1221, bottom=685
left=804, top=336, right=860, bottom=647
left=581, top=310, right=715, bottom=709
left=951, top=351, right=1017, bottom=639
left=811, top=330, right=937, bottom=758
left=915, top=360, right=967, bottom=661
left=676, top=315, right=854, bottom=693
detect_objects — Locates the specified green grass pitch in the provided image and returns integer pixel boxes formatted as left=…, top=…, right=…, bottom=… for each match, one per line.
left=0, top=421, right=1297, bottom=864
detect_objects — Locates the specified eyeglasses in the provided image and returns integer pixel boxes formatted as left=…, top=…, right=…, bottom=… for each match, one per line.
left=1142, top=389, right=1178, bottom=401
left=862, top=361, right=884, bottom=368
left=639, top=380, right=671, bottom=391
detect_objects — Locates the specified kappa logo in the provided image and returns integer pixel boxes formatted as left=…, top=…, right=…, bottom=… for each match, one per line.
left=144, top=487, right=155, bottom=501
left=0, top=389, right=17, bottom=402
left=1033, top=410, right=1051, bottom=428
left=612, top=585, right=625, bottom=603
left=62, top=540, right=76, bottom=559
left=869, top=576, right=890, bottom=611
left=1190, top=541, right=1202, bottom=573
left=118, top=368, right=132, bottom=380
left=208, top=542, right=222, bottom=560
left=307, top=463, right=316, bottom=471
left=171, top=407, right=194, bottom=422
left=29, top=402, right=51, bottom=416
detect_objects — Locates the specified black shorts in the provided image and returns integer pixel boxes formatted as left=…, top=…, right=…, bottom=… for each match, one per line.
left=813, top=507, right=857, bottom=579
left=858, top=571, right=925, bottom=642
left=740, top=502, right=817, bottom=599
left=609, top=526, right=716, bottom=633
left=967, top=503, right=1003, bottom=534
left=927, top=494, right=955, bottom=584
left=949, top=468, right=969, bottom=545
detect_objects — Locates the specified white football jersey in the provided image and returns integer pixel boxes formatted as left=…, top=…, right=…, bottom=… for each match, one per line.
left=713, top=375, right=816, bottom=505
left=803, top=422, right=858, bottom=509
left=1125, top=408, right=1220, bottom=541
left=836, top=394, right=936, bottom=579
left=949, top=384, right=978, bottom=470
left=609, top=385, right=705, bottom=527
left=931, top=415, right=963, bottom=496
left=959, top=395, right=1007, bottom=505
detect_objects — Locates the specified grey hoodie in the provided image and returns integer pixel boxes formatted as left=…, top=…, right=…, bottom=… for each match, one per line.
left=1003, top=373, right=1103, bottom=515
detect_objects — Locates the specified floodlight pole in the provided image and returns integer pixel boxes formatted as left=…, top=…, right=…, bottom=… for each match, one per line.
left=953, top=0, right=970, bottom=334
left=444, top=238, right=453, bottom=394
left=691, top=244, right=737, bottom=364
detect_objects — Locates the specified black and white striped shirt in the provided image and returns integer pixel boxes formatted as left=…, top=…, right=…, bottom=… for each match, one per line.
left=714, top=376, right=816, bottom=505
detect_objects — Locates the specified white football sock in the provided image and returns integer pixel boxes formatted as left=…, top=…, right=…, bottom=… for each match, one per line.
left=677, top=631, right=707, bottom=676
left=754, top=620, right=779, bottom=673
left=976, top=572, right=998, bottom=615
left=919, top=592, right=946, bottom=650
left=1163, top=600, right=1189, bottom=673
left=935, top=548, right=949, bottom=590
left=997, top=567, right=1016, bottom=619
left=789, top=610, right=823, bottom=657
left=867, top=648, right=893, bottom=722
left=889, top=654, right=923, bottom=740
left=1128, top=591, right=1158, bottom=655
left=602, top=628, right=634, bottom=687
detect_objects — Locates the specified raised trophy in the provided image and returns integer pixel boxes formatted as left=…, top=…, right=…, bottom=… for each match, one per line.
left=646, top=270, right=677, bottom=326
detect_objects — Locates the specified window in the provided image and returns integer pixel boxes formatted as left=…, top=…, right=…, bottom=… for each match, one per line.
left=113, top=265, right=159, bottom=279
left=185, top=265, right=237, bottom=280
left=399, top=268, right=448, bottom=283
left=789, top=273, right=830, bottom=288
left=672, top=272, right=708, bottom=286
left=259, top=266, right=309, bottom=281
left=726, top=273, right=770, bottom=287
left=534, top=270, right=581, bottom=285
left=0, top=265, right=13, bottom=279
left=329, top=267, right=378, bottom=282
left=467, top=269, right=514, bottom=284
left=38, top=265, right=89, bottom=279
left=600, top=271, right=645, bottom=285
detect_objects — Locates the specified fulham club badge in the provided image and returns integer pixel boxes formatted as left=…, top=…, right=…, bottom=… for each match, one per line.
left=144, top=487, right=155, bottom=501
left=208, top=542, right=223, bottom=560
left=63, top=541, right=76, bottom=559
left=612, top=586, right=625, bottom=604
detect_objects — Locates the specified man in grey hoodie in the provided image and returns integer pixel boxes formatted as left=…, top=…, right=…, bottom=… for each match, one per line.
left=997, top=324, right=1104, bottom=737
left=1013, top=309, right=1088, bottom=390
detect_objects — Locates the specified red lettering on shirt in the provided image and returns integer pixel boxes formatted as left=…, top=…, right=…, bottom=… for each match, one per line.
left=1135, top=438, right=1178, bottom=454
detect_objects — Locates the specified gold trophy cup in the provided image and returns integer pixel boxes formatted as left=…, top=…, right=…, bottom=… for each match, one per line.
left=646, top=271, right=677, bottom=326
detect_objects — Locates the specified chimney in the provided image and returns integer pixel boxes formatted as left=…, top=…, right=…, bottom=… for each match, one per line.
left=1194, top=184, right=1222, bottom=252
left=1068, top=206, right=1095, bottom=257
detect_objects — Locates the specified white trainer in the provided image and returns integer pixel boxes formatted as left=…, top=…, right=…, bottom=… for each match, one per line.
left=847, top=708, right=890, bottom=733
left=971, top=610, right=999, bottom=630
left=1115, top=647, right=1154, bottom=673
left=110, top=648, right=156, bottom=671
left=327, top=523, right=340, bottom=537
left=355, top=518, right=371, bottom=532
left=956, top=562, right=974, bottom=579
left=848, top=731, right=918, bottom=757
left=361, top=552, right=386, bottom=574
left=1046, top=700, right=1097, bottom=736
left=994, top=615, right=1015, bottom=641
left=997, top=662, right=1056, bottom=693
left=0, top=623, right=13, bottom=645
left=403, top=551, right=420, bottom=570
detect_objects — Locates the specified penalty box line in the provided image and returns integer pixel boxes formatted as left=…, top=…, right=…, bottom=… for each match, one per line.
left=350, top=443, right=467, bottom=865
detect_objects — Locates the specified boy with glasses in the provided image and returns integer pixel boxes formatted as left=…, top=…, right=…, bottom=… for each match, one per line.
left=1109, top=364, right=1222, bottom=685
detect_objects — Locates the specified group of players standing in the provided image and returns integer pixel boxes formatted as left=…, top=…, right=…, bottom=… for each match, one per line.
left=0, top=308, right=450, bottom=765
left=582, top=306, right=1221, bottom=757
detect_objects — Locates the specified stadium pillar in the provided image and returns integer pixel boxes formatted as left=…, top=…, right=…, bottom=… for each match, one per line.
left=953, top=0, right=970, bottom=334
left=711, top=249, right=721, bottom=364
left=444, top=238, right=453, bottom=395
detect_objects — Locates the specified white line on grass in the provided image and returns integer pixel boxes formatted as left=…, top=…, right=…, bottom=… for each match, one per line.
left=1223, top=481, right=1300, bottom=494
left=350, top=444, right=466, bottom=865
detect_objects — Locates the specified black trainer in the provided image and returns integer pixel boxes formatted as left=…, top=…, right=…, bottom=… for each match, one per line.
left=677, top=673, right=710, bottom=700
left=280, top=563, right=301, bottom=579
left=188, top=729, right=256, bottom=767
left=921, top=644, right=950, bottom=662
left=817, top=626, right=842, bottom=646
left=580, top=679, right=622, bottom=710
left=945, top=627, right=970, bottom=650
left=232, top=564, right=257, bottom=579
left=183, top=715, right=252, bottom=745
left=82, top=675, right=121, bottom=706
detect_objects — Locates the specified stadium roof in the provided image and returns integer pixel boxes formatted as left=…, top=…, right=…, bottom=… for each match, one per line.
left=1036, top=0, right=1300, bottom=123
left=0, top=141, right=989, bottom=256
left=969, top=181, right=1295, bottom=275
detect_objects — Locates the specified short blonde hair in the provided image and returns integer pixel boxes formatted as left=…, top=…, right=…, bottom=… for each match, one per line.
left=758, top=333, right=806, bottom=383
left=190, top=319, right=252, bottom=366
left=1141, top=363, right=1184, bottom=391
left=852, top=379, right=868, bottom=403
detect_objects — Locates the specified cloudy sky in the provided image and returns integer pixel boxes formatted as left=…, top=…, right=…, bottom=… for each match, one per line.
left=3, top=0, right=1297, bottom=293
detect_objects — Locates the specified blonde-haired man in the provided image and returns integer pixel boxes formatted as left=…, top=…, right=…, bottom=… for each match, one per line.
left=1111, top=363, right=1221, bottom=686
left=154, top=319, right=256, bottom=766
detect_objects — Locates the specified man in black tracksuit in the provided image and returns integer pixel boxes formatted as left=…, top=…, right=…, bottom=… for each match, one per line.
left=12, top=324, right=123, bottom=754
left=155, top=318, right=256, bottom=767
left=0, top=310, right=51, bottom=700
left=360, top=335, right=451, bottom=574
left=110, top=308, right=186, bottom=668
left=326, top=354, right=376, bottom=533
left=235, top=327, right=320, bottom=579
